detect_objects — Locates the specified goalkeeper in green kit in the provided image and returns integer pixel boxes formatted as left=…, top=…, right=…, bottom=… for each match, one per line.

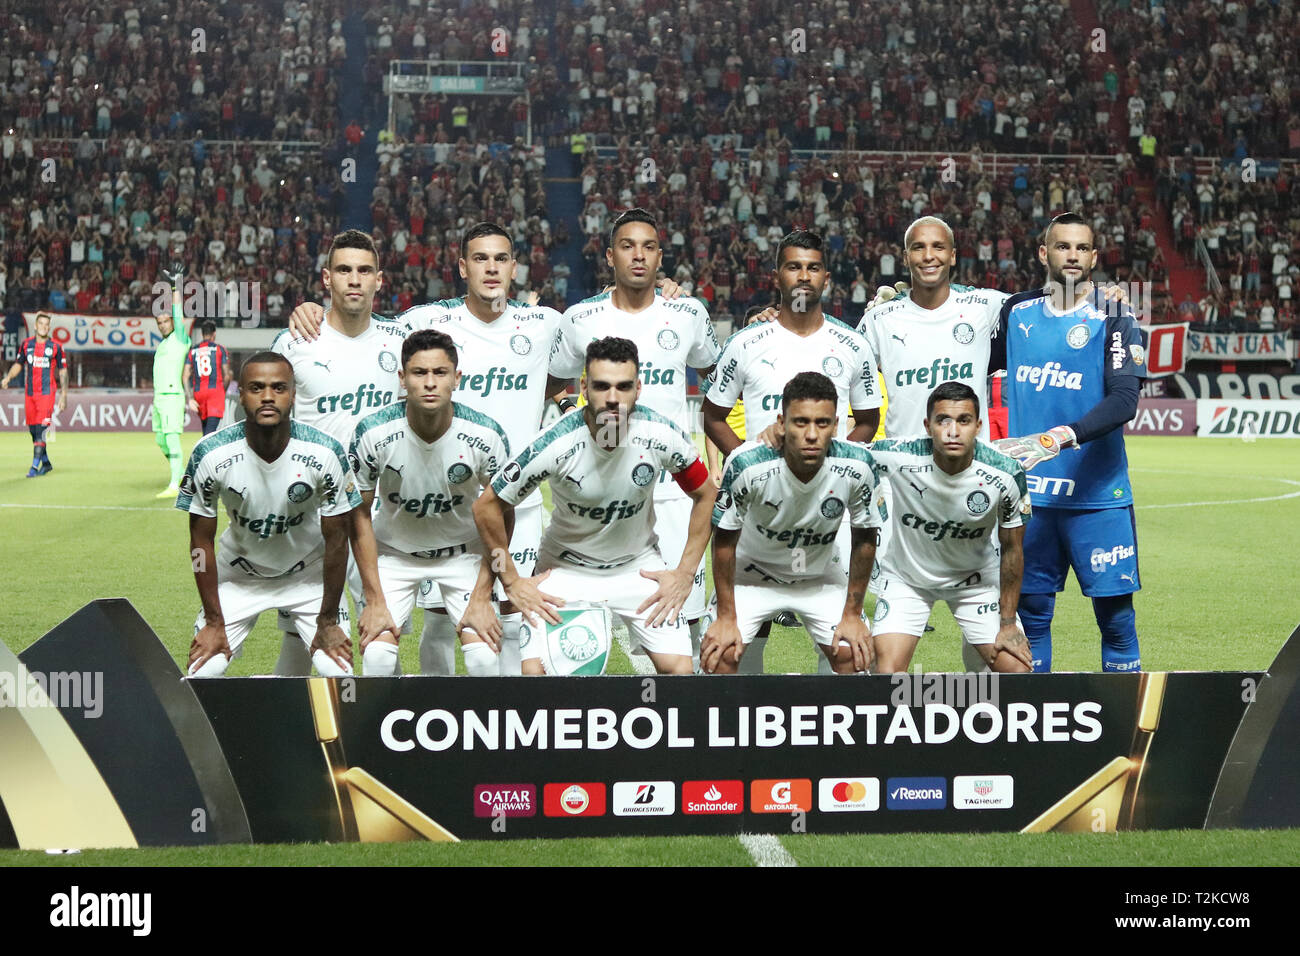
left=152, top=262, right=192, bottom=498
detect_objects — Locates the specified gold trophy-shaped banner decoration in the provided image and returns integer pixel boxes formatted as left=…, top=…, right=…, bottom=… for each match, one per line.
left=307, top=678, right=458, bottom=843
left=1021, top=672, right=1167, bottom=834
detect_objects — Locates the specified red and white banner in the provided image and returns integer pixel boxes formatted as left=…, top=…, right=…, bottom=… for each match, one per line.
left=1142, top=323, right=1188, bottom=376
left=0, top=389, right=202, bottom=431
left=22, top=313, right=195, bottom=353
left=1185, top=331, right=1294, bottom=362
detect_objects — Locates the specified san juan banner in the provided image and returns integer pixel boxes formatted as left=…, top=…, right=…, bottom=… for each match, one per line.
left=1185, top=331, right=1295, bottom=363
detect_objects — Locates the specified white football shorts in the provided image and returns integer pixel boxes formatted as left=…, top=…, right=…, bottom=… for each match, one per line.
left=651, top=493, right=707, bottom=620
left=870, top=570, right=1001, bottom=645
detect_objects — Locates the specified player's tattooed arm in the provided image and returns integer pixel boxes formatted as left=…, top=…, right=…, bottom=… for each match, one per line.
left=834, top=526, right=878, bottom=673
left=473, top=485, right=564, bottom=625
left=187, top=514, right=231, bottom=671
left=312, top=513, right=355, bottom=669
left=288, top=300, right=326, bottom=340
left=701, top=528, right=743, bottom=673
left=347, top=492, right=398, bottom=649
left=989, top=524, right=1033, bottom=671
left=638, top=472, right=716, bottom=627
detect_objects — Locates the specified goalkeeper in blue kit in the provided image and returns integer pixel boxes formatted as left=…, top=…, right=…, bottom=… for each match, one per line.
left=991, top=213, right=1144, bottom=673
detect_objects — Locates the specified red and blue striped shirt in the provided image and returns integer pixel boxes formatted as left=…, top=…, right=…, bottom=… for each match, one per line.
left=20, top=337, right=65, bottom=397
left=187, top=342, right=229, bottom=392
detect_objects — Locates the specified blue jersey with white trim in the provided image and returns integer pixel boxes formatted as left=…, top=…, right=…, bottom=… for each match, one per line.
left=1002, top=293, right=1146, bottom=509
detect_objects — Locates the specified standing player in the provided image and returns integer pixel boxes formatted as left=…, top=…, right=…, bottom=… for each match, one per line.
left=992, top=213, right=1145, bottom=673
left=270, top=229, right=405, bottom=674
left=548, top=209, right=722, bottom=655
left=151, top=263, right=193, bottom=498
left=184, top=320, right=232, bottom=435
left=1, top=310, right=66, bottom=476
left=348, top=330, right=511, bottom=676
left=702, top=230, right=881, bottom=672
left=179, top=352, right=394, bottom=677
left=702, top=372, right=881, bottom=675
left=867, top=382, right=1033, bottom=674
left=287, top=222, right=565, bottom=676
left=475, top=337, right=717, bottom=675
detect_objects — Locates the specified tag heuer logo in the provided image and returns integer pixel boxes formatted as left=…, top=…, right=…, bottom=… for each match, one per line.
left=558, top=624, right=600, bottom=662
left=953, top=322, right=975, bottom=345
left=378, top=350, right=399, bottom=372
left=510, top=334, right=532, bottom=355
left=822, top=355, right=844, bottom=378
left=657, top=328, right=680, bottom=350
left=1066, top=324, right=1091, bottom=349
left=966, top=490, right=991, bottom=515
left=820, top=497, right=845, bottom=519
left=631, top=462, right=656, bottom=486
left=974, top=780, right=994, bottom=796
left=287, top=480, right=313, bottom=503
left=447, top=462, right=473, bottom=484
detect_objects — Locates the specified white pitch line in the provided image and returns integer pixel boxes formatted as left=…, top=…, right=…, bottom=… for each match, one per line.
left=0, top=502, right=172, bottom=512
left=1132, top=475, right=1300, bottom=510
left=739, top=833, right=798, bottom=867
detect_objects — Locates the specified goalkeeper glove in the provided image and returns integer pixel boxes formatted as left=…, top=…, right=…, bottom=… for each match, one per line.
left=869, top=281, right=910, bottom=310
left=161, top=261, right=186, bottom=287
left=994, top=425, right=1077, bottom=471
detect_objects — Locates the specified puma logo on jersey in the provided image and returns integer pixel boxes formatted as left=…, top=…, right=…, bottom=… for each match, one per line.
left=313, top=360, right=332, bottom=371
left=891, top=333, right=907, bottom=345
left=908, top=480, right=926, bottom=498
left=564, top=474, right=584, bottom=490
left=759, top=358, right=777, bottom=369
left=1018, top=323, right=1033, bottom=338
left=384, top=463, right=405, bottom=477
left=762, top=498, right=782, bottom=510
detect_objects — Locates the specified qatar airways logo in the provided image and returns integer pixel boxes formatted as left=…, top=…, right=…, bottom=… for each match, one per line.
left=1014, top=361, right=1083, bottom=392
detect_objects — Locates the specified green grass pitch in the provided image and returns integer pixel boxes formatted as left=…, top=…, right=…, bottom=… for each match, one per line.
left=1, top=431, right=1298, bottom=865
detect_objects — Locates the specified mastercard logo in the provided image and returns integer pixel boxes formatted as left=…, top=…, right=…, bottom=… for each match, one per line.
left=831, top=781, right=869, bottom=802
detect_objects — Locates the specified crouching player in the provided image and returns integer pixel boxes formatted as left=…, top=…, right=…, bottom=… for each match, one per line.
left=867, top=382, right=1033, bottom=673
left=474, top=336, right=716, bottom=675
left=702, top=372, right=881, bottom=675
left=348, top=330, right=511, bottom=675
left=179, top=352, right=396, bottom=677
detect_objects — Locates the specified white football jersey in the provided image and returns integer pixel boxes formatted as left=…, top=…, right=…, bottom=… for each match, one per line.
left=867, top=437, right=1027, bottom=589
left=714, top=441, right=882, bottom=586
left=705, top=317, right=881, bottom=438
left=492, top=405, right=705, bottom=570
left=176, top=421, right=362, bottom=578
left=397, top=297, right=562, bottom=462
left=350, top=401, right=509, bottom=556
left=857, top=287, right=1007, bottom=438
left=271, top=317, right=405, bottom=446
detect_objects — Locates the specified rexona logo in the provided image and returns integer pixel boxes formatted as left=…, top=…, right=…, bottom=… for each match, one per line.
left=474, top=783, right=537, bottom=818
left=818, top=778, right=881, bottom=812
left=750, top=778, right=813, bottom=813
left=885, top=777, right=947, bottom=810
left=612, top=781, right=676, bottom=816
left=682, top=780, right=744, bottom=815
left=543, top=782, right=607, bottom=817
left=952, top=775, right=1014, bottom=809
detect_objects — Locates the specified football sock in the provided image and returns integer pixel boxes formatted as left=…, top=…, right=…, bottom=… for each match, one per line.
left=1095, top=594, right=1141, bottom=672
left=311, top=648, right=353, bottom=677
left=1018, top=592, right=1055, bottom=673
left=362, top=640, right=400, bottom=676
left=463, top=640, right=497, bottom=677
left=189, top=654, right=229, bottom=678
left=273, top=633, right=313, bottom=676
left=165, top=432, right=183, bottom=486
left=498, top=613, right=523, bottom=675
left=419, top=612, right=456, bottom=675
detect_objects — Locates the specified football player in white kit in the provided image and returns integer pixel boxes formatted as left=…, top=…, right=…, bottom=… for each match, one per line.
left=348, top=329, right=512, bottom=676
left=271, top=230, right=405, bottom=675
left=475, top=336, right=717, bottom=675
left=867, top=381, right=1033, bottom=674
left=701, top=229, right=881, bottom=673
left=702, top=372, right=881, bottom=675
left=548, top=209, right=722, bottom=659
left=179, top=352, right=396, bottom=677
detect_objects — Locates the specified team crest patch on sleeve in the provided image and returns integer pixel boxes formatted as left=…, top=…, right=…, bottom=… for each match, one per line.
left=502, top=462, right=522, bottom=482
left=1066, top=324, right=1091, bottom=349
left=953, top=322, right=975, bottom=345
left=657, top=328, right=680, bottom=350
left=1129, top=344, right=1145, bottom=365
left=378, top=350, right=399, bottom=372
left=510, top=334, right=532, bottom=355
left=820, top=497, right=845, bottom=519
left=966, top=490, right=991, bottom=515
left=631, top=462, right=656, bottom=486
left=179, top=474, right=197, bottom=496
left=822, top=356, right=844, bottom=377
left=287, top=481, right=313, bottom=503
left=348, top=451, right=362, bottom=473
left=448, top=462, right=473, bottom=483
